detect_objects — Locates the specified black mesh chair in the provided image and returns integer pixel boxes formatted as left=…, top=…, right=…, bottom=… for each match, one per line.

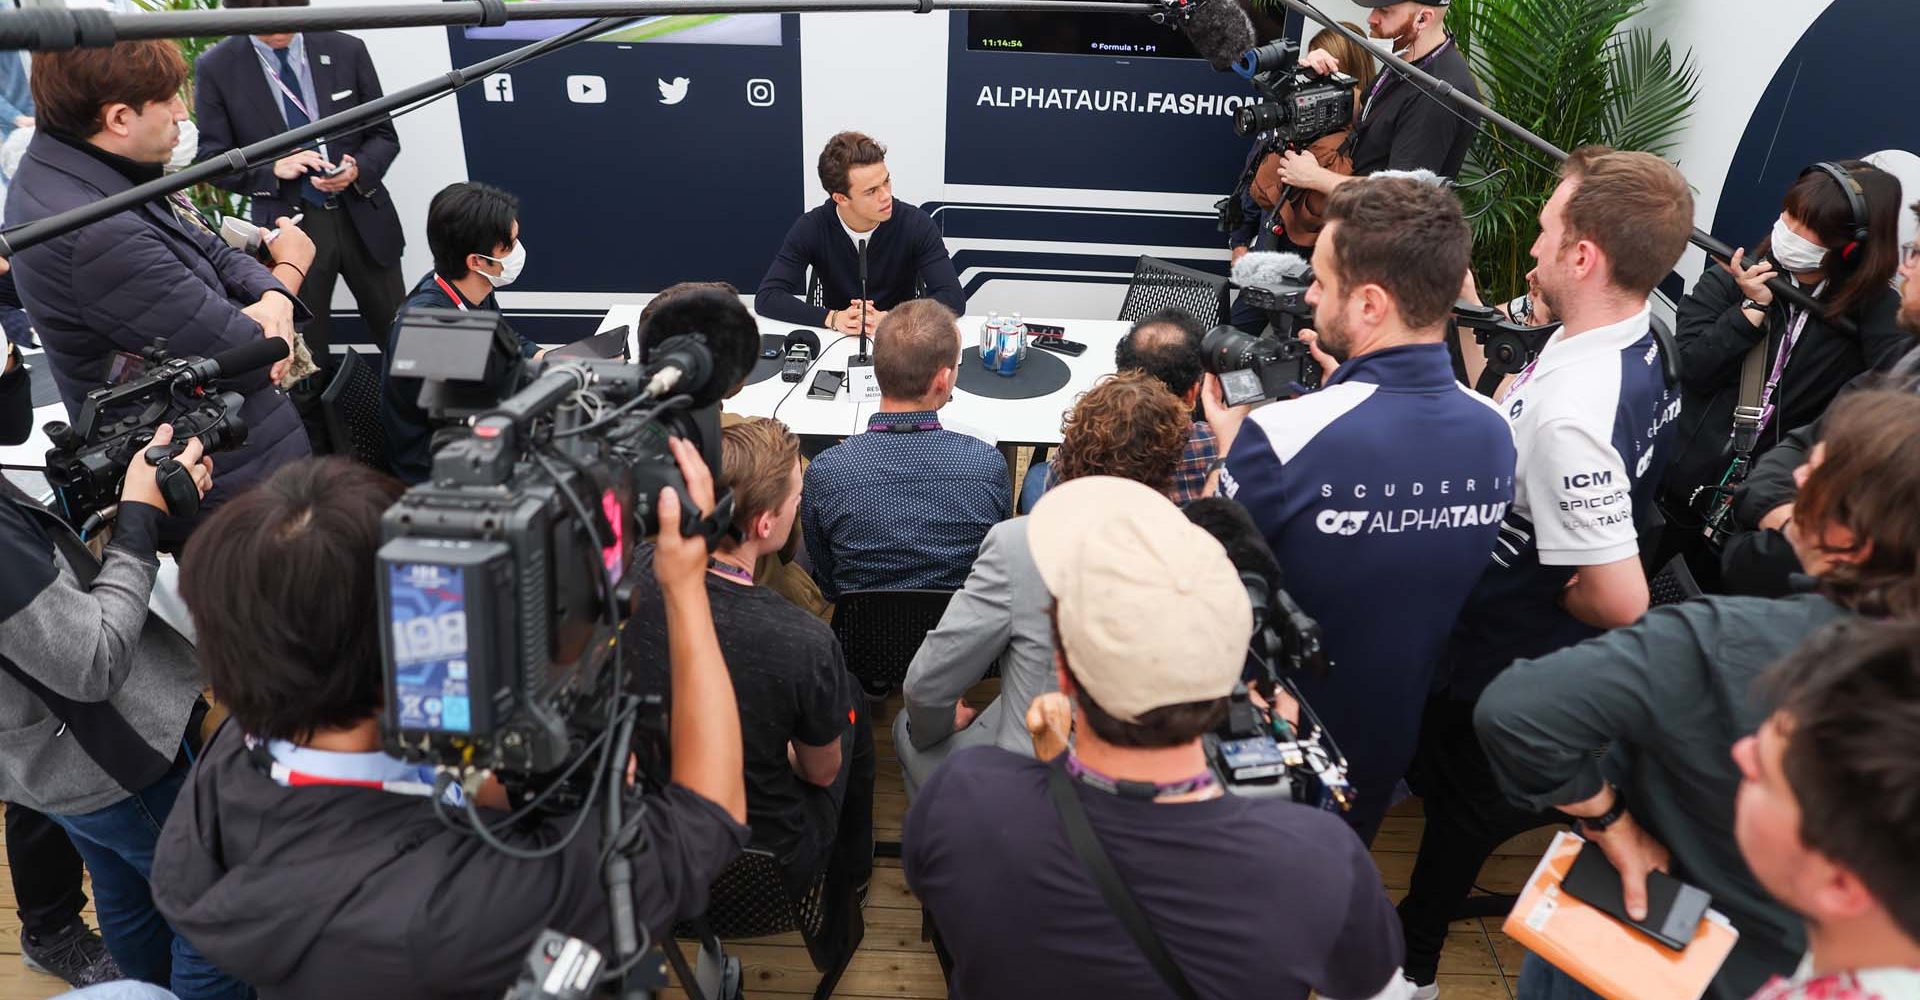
left=829, top=589, right=957, bottom=695
left=1648, top=553, right=1705, bottom=607
left=319, top=349, right=388, bottom=470
left=678, top=849, right=859, bottom=1000
left=1116, top=255, right=1230, bottom=326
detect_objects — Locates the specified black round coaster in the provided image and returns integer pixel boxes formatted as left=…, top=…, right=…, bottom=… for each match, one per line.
left=956, top=346, right=1073, bottom=400
left=743, top=334, right=788, bottom=387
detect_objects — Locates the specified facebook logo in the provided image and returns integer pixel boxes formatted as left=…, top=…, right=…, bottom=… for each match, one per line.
left=482, top=73, right=515, bottom=103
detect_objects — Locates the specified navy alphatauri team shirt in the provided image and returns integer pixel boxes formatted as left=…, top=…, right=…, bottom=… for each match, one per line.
left=1222, top=341, right=1516, bottom=837
left=1442, top=306, right=1681, bottom=701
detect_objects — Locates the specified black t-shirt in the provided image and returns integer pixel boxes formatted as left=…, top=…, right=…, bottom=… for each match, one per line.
left=903, top=748, right=1405, bottom=1000
left=624, top=564, right=854, bottom=869
left=1347, top=38, right=1482, bottom=179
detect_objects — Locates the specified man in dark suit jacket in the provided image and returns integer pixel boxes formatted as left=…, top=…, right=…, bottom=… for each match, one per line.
left=6, top=41, right=314, bottom=545
left=194, top=0, right=406, bottom=370
left=755, top=131, right=965, bottom=333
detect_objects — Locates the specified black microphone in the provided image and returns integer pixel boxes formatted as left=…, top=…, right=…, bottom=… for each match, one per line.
left=853, top=238, right=872, bottom=365
left=180, top=336, right=291, bottom=385
left=1156, top=0, right=1256, bottom=72
left=641, top=332, right=723, bottom=406
left=781, top=328, right=821, bottom=383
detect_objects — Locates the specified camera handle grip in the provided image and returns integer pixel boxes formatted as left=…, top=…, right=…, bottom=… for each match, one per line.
left=154, top=457, right=200, bottom=520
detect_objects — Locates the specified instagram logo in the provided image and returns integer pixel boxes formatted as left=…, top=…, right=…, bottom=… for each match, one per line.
left=746, top=78, right=776, bottom=107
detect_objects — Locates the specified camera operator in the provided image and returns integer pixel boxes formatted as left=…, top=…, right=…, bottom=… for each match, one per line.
left=1659, top=160, right=1908, bottom=586
left=5, top=42, right=315, bottom=540
left=1281, top=1, right=1480, bottom=193
left=1397, top=147, right=1693, bottom=997
left=1203, top=174, right=1517, bottom=844
left=1729, top=619, right=1920, bottom=1000
left=153, top=446, right=749, bottom=999
left=1720, top=217, right=1920, bottom=596
left=903, top=476, right=1406, bottom=1000
left=1227, top=25, right=1376, bottom=268
left=1469, top=389, right=1920, bottom=1000
left=0, top=337, right=240, bottom=997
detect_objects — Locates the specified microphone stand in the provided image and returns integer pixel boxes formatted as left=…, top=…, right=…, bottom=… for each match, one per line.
left=851, top=238, right=871, bottom=366
left=0, top=0, right=1159, bottom=51
left=1258, top=0, right=1842, bottom=331
left=0, top=13, right=636, bottom=257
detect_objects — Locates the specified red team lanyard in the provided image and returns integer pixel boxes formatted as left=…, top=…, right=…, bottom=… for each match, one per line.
left=433, top=274, right=469, bottom=310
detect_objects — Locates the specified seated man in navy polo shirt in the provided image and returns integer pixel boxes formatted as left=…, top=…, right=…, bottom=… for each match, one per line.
left=755, top=131, right=965, bottom=334
left=1204, top=175, right=1518, bottom=845
left=801, top=299, right=1011, bottom=606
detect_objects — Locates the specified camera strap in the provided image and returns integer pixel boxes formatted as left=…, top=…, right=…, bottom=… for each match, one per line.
left=1044, top=761, right=1203, bottom=1000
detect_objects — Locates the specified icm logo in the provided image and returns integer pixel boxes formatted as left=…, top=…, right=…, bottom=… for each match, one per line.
left=657, top=77, right=691, bottom=105
left=1315, top=509, right=1368, bottom=536
left=1562, top=471, right=1614, bottom=490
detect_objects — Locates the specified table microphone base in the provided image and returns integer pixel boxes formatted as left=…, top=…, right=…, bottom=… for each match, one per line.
left=847, top=353, right=873, bottom=366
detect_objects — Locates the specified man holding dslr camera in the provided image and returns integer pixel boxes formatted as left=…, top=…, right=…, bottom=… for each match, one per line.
left=1205, top=175, right=1516, bottom=843
left=153, top=442, right=749, bottom=998
left=0, top=339, right=239, bottom=998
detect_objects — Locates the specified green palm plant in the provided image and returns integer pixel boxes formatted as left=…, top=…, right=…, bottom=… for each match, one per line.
left=1447, top=0, right=1701, bottom=300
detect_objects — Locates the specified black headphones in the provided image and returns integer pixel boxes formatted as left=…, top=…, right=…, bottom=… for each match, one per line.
left=1800, top=161, right=1871, bottom=262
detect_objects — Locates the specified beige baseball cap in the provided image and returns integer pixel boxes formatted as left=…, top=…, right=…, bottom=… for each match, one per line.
left=1027, top=477, right=1253, bottom=722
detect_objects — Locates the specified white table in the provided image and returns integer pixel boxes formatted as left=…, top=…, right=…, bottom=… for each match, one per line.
left=597, top=308, right=1128, bottom=446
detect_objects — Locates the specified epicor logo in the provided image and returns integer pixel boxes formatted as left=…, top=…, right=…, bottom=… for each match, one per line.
left=1316, top=509, right=1368, bottom=536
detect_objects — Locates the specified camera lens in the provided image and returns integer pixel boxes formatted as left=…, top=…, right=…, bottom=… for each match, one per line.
left=1234, top=101, right=1288, bottom=138
left=1201, top=325, right=1266, bottom=375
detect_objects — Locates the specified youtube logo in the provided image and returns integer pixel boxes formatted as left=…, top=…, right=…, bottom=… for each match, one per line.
left=566, top=75, right=607, bottom=104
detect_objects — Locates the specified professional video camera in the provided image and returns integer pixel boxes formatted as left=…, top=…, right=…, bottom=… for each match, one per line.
left=1215, top=38, right=1355, bottom=240
left=1206, top=250, right=1320, bottom=405
left=1204, top=573, right=1354, bottom=811
left=1449, top=301, right=1560, bottom=399
left=1230, top=39, right=1356, bottom=144
left=41, top=337, right=289, bottom=532
left=377, top=318, right=737, bottom=782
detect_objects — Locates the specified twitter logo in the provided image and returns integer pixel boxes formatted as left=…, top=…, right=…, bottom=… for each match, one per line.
left=657, top=77, right=690, bottom=106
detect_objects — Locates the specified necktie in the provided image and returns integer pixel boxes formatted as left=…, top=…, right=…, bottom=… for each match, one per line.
left=273, top=46, right=325, bottom=206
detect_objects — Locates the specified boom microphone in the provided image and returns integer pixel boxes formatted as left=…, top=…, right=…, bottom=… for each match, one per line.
left=1153, top=0, right=1256, bottom=72
left=641, top=333, right=718, bottom=405
left=179, top=336, right=291, bottom=384
left=1231, top=250, right=1311, bottom=289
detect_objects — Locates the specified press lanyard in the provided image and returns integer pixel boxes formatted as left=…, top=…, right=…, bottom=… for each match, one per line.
left=1757, top=284, right=1824, bottom=431
left=255, top=47, right=328, bottom=159
left=1361, top=36, right=1454, bottom=123
left=433, top=274, right=469, bottom=311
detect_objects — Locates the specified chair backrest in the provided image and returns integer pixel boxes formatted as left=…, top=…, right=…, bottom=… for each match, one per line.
left=1649, top=553, right=1704, bottom=607
left=829, top=589, right=957, bottom=692
left=1116, top=256, right=1230, bottom=326
left=689, top=849, right=807, bottom=941
left=320, top=349, right=389, bottom=471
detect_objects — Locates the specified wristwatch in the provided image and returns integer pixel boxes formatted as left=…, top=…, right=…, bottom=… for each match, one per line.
left=1740, top=297, right=1767, bottom=313
left=1575, top=786, right=1629, bottom=834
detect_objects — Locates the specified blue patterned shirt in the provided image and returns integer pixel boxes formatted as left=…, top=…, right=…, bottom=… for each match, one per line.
left=801, top=410, right=1013, bottom=601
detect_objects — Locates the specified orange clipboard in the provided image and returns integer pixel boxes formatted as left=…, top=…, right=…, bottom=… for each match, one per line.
left=1503, top=830, right=1740, bottom=1000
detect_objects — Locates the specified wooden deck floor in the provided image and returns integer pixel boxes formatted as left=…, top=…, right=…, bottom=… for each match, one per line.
left=0, top=690, right=1552, bottom=999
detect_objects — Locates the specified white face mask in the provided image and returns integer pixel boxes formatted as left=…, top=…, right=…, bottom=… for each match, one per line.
left=477, top=239, right=526, bottom=288
left=166, top=118, right=198, bottom=173
left=1770, top=216, right=1829, bottom=274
